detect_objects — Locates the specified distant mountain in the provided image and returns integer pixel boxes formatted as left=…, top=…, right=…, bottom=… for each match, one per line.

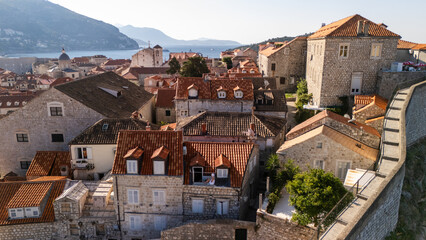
left=119, top=25, right=241, bottom=47
left=229, top=33, right=313, bottom=52
left=0, top=0, right=138, bottom=55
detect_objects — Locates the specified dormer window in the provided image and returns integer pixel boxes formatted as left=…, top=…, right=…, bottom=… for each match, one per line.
left=8, top=208, right=24, bottom=219
left=188, top=84, right=198, bottom=99
left=189, top=153, right=206, bottom=184
left=256, top=95, right=264, bottom=104
left=233, top=86, right=243, bottom=99
left=217, top=86, right=226, bottom=99
left=7, top=101, right=11, bottom=106
left=151, top=146, right=170, bottom=175
left=14, top=101, right=19, bottom=106
left=124, top=147, right=144, bottom=174
left=215, top=154, right=231, bottom=179
left=217, top=169, right=228, bottom=178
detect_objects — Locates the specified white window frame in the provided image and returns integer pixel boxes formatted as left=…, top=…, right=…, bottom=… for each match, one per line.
left=127, top=189, right=139, bottom=204
left=192, top=199, right=204, bottom=214
left=192, top=166, right=204, bottom=183
left=75, top=147, right=92, bottom=160
left=314, top=160, right=324, bottom=170
left=218, top=91, right=226, bottom=99
left=47, top=102, right=64, bottom=116
left=25, top=207, right=39, bottom=217
left=370, top=43, right=382, bottom=59
left=8, top=208, right=24, bottom=219
left=338, top=43, right=350, bottom=59
left=153, top=160, right=165, bottom=175
left=129, top=215, right=142, bottom=231
left=336, top=161, right=351, bottom=180
left=153, top=189, right=166, bottom=205
left=217, top=168, right=228, bottom=178
left=154, top=215, right=167, bottom=231
left=188, top=88, right=198, bottom=98
left=126, top=160, right=138, bottom=174
left=351, top=72, right=363, bottom=95
left=216, top=199, right=229, bottom=215
left=234, top=90, right=243, bottom=99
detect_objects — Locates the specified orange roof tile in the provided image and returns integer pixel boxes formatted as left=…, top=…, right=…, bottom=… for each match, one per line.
left=353, top=95, right=388, bottom=114
left=0, top=180, right=66, bottom=225
left=184, top=142, right=255, bottom=187
left=397, top=40, right=418, bottom=50
left=7, top=182, right=52, bottom=208
left=160, top=123, right=177, bottom=131
left=156, top=88, right=175, bottom=108
left=215, top=154, right=231, bottom=168
left=412, top=44, right=426, bottom=50
left=151, top=146, right=170, bottom=160
left=189, top=153, right=206, bottom=167
left=26, top=151, right=71, bottom=178
left=287, top=110, right=380, bottom=138
left=112, top=131, right=183, bottom=175
left=308, top=14, right=400, bottom=39
left=124, top=147, right=144, bottom=159
left=29, top=176, right=67, bottom=181
left=279, top=125, right=378, bottom=161
left=365, top=116, right=385, bottom=123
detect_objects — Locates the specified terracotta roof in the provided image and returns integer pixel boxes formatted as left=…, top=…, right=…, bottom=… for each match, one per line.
left=259, top=38, right=306, bottom=57
left=29, top=176, right=67, bottom=181
left=215, top=154, right=231, bottom=168
left=50, top=77, right=74, bottom=87
left=254, top=89, right=288, bottom=112
left=169, top=52, right=200, bottom=60
left=0, top=95, right=34, bottom=109
left=397, top=40, right=418, bottom=50
left=69, top=118, right=157, bottom=145
left=308, top=14, right=400, bottom=39
left=103, top=59, right=131, bottom=66
left=287, top=110, right=380, bottom=138
left=353, top=95, right=388, bottom=114
left=124, top=147, right=144, bottom=159
left=189, top=153, right=206, bottom=167
left=55, top=72, right=154, bottom=118
left=175, top=77, right=211, bottom=100
left=210, top=79, right=253, bottom=100
left=151, top=146, right=170, bottom=160
left=184, top=142, right=255, bottom=187
left=160, top=123, right=177, bottom=131
left=7, top=182, right=52, bottom=208
left=0, top=180, right=65, bottom=225
left=111, top=130, right=183, bottom=175
left=26, top=151, right=71, bottom=178
left=177, top=112, right=286, bottom=138
left=412, top=44, right=426, bottom=50
left=278, top=125, right=378, bottom=161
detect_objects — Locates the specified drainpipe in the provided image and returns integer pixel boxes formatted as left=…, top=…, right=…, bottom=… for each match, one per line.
left=114, top=176, right=123, bottom=239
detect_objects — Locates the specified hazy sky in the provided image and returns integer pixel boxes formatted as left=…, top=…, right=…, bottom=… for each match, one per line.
left=49, top=0, right=425, bottom=45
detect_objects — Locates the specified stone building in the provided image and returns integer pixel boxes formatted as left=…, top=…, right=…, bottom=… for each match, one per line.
left=121, top=66, right=170, bottom=86
left=168, top=52, right=200, bottom=66
left=182, top=142, right=259, bottom=221
left=258, top=37, right=307, bottom=91
left=131, top=45, right=164, bottom=67
left=177, top=111, right=286, bottom=151
left=253, top=89, right=288, bottom=118
left=0, top=95, right=34, bottom=115
left=156, top=88, right=177, bottom=124
left=306, top=14, right=400, bottom=107
left=0, top=72, right=154, bottom=177
left=111, top=130, right=185, bottom=239
left=69, top=118, right=158, bottom=180
left=352, top=94, right=388, bottom=133
left=174, top=77, right=254, bottom=121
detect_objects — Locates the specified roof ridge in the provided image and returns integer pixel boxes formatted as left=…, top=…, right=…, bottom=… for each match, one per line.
left=253, top=114, right=275, bottom=136
left=326, top=14, right=360, bottom=37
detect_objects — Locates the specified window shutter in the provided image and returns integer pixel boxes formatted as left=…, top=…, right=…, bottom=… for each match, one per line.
left=130, top=216, right=135, bottom=229
left=134, top=190, right=139, bottom=204
left=86, top=148, right=93, bottom=159
left=77, top=148, right=82, bottom=159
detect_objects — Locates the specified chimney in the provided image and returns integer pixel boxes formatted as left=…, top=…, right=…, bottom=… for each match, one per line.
left=363, top=21, right=369, bottom=36
left=146, top=122, right=151, bottom=131
left=201, top=123, right=207, bottom=135
left=356, top=20, right=364, bottom=35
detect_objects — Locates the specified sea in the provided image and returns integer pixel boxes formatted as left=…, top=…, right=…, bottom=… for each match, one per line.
left=3, top=45, right=240, bottom=61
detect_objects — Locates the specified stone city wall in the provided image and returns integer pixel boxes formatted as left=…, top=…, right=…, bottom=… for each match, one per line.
left=376, top=71, right=426, bottom=100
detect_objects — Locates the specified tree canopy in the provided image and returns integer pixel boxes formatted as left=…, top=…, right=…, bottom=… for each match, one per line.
left=222, top=57, right=233, bottom=69
left=166, top=57, right=180, bottom=74
left=180, top=56, right=210, bottom=77
left=286, top=169, right=353, bottom=227
left=295, top=78, right=314, bottom=123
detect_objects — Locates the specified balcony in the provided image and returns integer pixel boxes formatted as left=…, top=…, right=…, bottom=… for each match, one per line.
left=72, top=159, right=94, bottom=170
left=189, top=171, right=230, bottom=187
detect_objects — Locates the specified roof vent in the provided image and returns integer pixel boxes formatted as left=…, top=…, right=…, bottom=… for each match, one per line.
left=98, top=85, right=122, bottom=98
left=122, top=86, right=129, bottom=89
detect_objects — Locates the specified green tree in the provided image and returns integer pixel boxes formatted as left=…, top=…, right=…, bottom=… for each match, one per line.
left=166, top=57, right=181, bottom=74
left=222, top=57, right=233, bottom=69
left=286, top=169, right=353, bottom=227
left=180, top=56, right=210, bottom=77
left=295, top=78, right=314, bottom=123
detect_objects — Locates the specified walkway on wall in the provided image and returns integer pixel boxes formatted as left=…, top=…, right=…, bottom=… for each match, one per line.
left=320, top=87, right=410, bottom=240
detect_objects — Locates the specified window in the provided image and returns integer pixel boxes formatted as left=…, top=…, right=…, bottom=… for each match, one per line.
left=234, top=90, right=243, bottom=99
left=14, top=101, right=19, bottom=106
left=192, top=199, right=204, bottom=214
left=9, top=208, right=24, bottom=219
left=61, top=203, right=71, bottom=213
left=266, top=138, right=274, bottom=147
left=235, top=229, right=247, bottom=240
left=280, top=77, right=286, bottom=84
left=16, top=133, right=28, bottom=142
left=129, top=215, right=142, bottom=231
left=70, top=224, right=80, bottom=236
left=48, top=102, right=64, bottom=116
left=153, top=190, right=166, bottom=205
left=76, top=147, right=92, bottom=160
left=290, top=77, right=295, bottom=85
left=371, top=43, right=382, bottom=59
left=317, top=142, right=322, bottom=148
left=256, top=96, right=264, bottom=105
left=51, top=133, right=64, bottom=142
left=271, top=63, right=276, bottom=71
left=192, top=167, right=203, bottom=183
left=102, top=123, right=109, bottom=131
left=217, top=168, right=228, bottom=178
left=20, top=161, right=31, bottom=169
left=351, top=72, right=363, bottom=95
left=127, top=160, right=138, bottom=174
left=337, top=161, right=351, bottom=180
left=127, top=189, right=139, bottom=204
left=217, top=199, right=229, bottom=215
left=188, top=88, right=198, bottom=98
left=218, top=91, right=226, bottom=98
left=154, top=215, right=167, bottom=231
left=339, top=44, right=349, bottom=59
left=165, top=110, right=171, bottom=116
left=181, top=110, right=188, bottom=117
left=314, top=160, right=324, bottom=170
left=153, top=161, right=165, bottom=175
left=25, top=207, right=39, bottom=217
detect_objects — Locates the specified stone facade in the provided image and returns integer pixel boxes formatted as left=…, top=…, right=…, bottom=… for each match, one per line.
left=0, top=88, right=104, bottom=177
left=353, top=104, right=385, bottom=123
left=156, top=106, right=176, bottom=124
left=277, top=131, right=376, bottom=180
left=306, top=37, right=399, bottom=107
left=405, top=82, right=426, bottom=146
left=0, top=222, right=55, bottom=240
left=113, top=175, right=184, bottom=239
left=175, top=99, right=253, bottom=121
left=259, top=38, right=307, bottom=92
left=131, top=46, right=163, bottom=67
left=376, top=70, right=426, bottom=100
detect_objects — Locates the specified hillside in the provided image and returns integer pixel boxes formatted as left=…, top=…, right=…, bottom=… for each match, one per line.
left=0, top=0, right=139, bottom=55
left=119, top=25, right=241, bottom=47
left=229, top=33, right=313, bottom=52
